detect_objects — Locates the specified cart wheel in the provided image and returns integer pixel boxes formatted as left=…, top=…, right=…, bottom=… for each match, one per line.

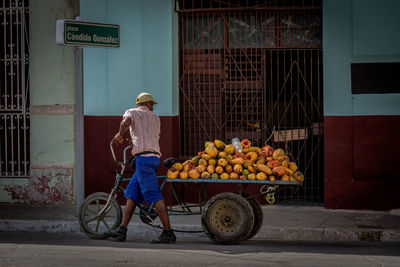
left=245, top=198, right=263, bottom=240
left=266, top=193, right=275, bottom=205
left=78, top=192, right=122, bottom=239
left=201, top=192, right=254, bottom=245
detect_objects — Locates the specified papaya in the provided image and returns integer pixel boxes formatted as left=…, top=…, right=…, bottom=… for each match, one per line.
left=239, top=175, right=247, bottom=180
left=207, top=165, right=215, bottom=174
left=247, top=165, right=257, bottom=173
left=224, top=144, right=235, bottom=155
left=172, top=162, right=183, bottom=171
left=247, top=173, right=256, bottom=180
left=256, top=172, right=267, bottom=180
left=182, top=160, right=196, bottom=172
left=205, top=144, right=218, bottom=158
left=288, top=162, right=298, bottom=172
left=293, top=171, right=304, bottom=182
left=244, top=152, right=258, bottom=163
left=179, top=171, right=188, bottom=179
left=241, top=169, right=250, bottom=176
left=201, top=153, right=211, bottom=161
left=215, top=166, right=224, bottom=174
left=208, top=159, right=217, bottom=166
left=218, top=151, right=227, bottom=159
left=229, top=172, right=239, bottom=179
left=281, top=174, right=289, bottom=181
left=273, top=166, right=285, bottom=176
left=167, top=168, right=179, bottom=179
left=233, top=164, right=243, bottom=174
left=188, top=169, right=200, bottom=179
left=284, top=167, right=294, bottom=175
left=230, top=157, right=244, bottom=165
left=225, top=164, right=233, bottom=174
left=267, top=160, right=279, bottom=169
left=217, top=158, right=228, bottom=167
left=262, top=145, right=275, bottom=156
left=196, top=165, right=206, bottom=173
left=214, top=139, right=226, bottom=150
left=191, top=156, right=200, bottom=163
left=255, top=164, right=272, bottom=175
left=272, top=148, right=286, bottom=161
left=201, top=171, right=211, bottom=179
left=258, top=150, right=268, bottom=158
left=243, top=146, right=261, bottom=153
left=220, top=172, right=229, bottom=180
left=204, top=141, right=214, bottom=148
left=241, top=139, right=251, bottom=148
left=211, top=173, right=219, bottom=179
left=256, top=158, right=266, bottom=165
left=198, top=158, right=208, bottom=167
left=266, top=157, right=273, bottom=162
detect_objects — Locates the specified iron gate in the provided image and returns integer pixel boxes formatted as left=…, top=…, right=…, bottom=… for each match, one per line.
left=177, top=0, right=323, bottom=204
left=0, top=0, right=30, bottom=178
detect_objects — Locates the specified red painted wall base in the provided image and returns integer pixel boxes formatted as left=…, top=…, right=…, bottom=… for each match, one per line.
left=324, top=115, right=400, bottom=210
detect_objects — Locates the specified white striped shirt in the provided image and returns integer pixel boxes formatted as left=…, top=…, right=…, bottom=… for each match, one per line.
left=123, top=105, right=161, bottom=157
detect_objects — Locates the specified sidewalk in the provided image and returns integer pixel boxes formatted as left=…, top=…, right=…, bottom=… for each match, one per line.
left=1, top=203, right=399, bottom=242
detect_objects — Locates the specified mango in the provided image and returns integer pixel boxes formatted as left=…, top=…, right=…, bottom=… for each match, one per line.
left=230, top=157, right=244, bottom=165
left=288, top=162, right=298, bottom=172
left=225, top=164, right=233, bottom=174
left=272, top=148, right=285, bottom=161
left=208, top=159, right=217, bottom=166
left=205, top=144, right=218, bottom=158
left=218, top=151, right=227, bottom=159
left=196, top=165, right=206, bottom=173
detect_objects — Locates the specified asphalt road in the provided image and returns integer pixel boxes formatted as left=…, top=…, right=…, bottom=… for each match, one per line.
left=0, top=232, right=399, bottom=266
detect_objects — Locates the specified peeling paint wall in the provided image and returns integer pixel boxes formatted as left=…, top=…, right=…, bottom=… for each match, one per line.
left=0, top=0, right=79, bottom=203
left=4, top=167, right=73, bottom=204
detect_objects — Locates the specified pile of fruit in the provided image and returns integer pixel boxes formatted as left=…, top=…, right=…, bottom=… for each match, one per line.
left=167, top=139, right=304, bottom=182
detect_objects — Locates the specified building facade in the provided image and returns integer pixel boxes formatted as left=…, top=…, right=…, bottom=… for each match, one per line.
left=1, top=0, right=399, bottom=210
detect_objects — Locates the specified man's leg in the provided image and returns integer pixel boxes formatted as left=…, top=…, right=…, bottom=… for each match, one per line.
left=154, top=199, right=171, bottom=230
left=106, top=198, right=136, bottom=241
left=121, top=198, right=136, bottom=227
left=151, top=199, right=176, bottom=244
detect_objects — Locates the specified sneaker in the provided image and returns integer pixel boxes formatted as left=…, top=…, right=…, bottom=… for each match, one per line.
left=105, top=226, right=127, bottom=242
left=150, top=230, right=176, bottom=244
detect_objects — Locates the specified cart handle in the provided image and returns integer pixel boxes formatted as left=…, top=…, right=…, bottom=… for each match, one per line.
left=110, top=142, right=132, bottom=166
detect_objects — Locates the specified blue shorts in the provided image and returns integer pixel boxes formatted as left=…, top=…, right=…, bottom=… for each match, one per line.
left=124, top=156, right=163, bottom=204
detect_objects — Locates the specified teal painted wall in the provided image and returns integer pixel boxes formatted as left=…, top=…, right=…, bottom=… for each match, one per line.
left=323, top=0, right=400, bottom=116
left=1, top=0, right=77, bottom=203
left=81, top=0, right=178, bottom=116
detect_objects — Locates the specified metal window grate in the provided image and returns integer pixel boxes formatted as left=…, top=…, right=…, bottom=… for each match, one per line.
left=0, top=0, right=30, bottom=178
left=177, top=0, right=323, bottom=204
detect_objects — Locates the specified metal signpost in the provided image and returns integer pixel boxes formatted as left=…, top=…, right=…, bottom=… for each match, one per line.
left=56, top=18, right=120, bottom=212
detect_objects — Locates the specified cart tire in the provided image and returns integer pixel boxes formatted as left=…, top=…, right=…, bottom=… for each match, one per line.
left=78, top=192, right=122, bottom=239
left=245, top=199, right=263, bottom=240
left=201, top=192, right=254, bottom=245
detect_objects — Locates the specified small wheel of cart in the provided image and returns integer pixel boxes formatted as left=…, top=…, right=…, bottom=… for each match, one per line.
left=245, top=198, right=263, bottom=240
left=201, top=192, right=254, bottom=245
left=78, top=192, right=122, bottom=239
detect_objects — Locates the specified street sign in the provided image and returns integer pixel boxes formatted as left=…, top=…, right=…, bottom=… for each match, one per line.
left=56, top=20, right=120, bottom=48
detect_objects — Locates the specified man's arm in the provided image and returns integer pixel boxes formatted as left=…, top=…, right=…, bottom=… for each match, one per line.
left=112, top=116, right=132, bottom=145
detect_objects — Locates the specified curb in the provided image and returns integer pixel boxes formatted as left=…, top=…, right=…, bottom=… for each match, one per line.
left=1, top=219, right=399, bottom=242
